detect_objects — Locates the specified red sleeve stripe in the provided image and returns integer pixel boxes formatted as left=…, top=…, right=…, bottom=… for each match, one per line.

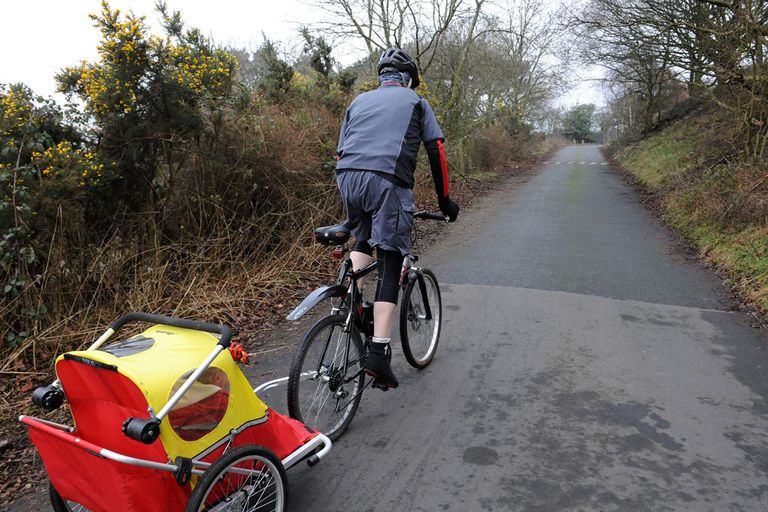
left=437, top=140, right=449, bottom=196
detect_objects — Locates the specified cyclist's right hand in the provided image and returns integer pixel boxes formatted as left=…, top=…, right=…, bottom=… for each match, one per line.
left=439, top=196, right=460, bottom=222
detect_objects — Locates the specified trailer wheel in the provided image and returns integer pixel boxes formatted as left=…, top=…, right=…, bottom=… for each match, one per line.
left=49, top=482, right=92, bottom=512
left=186, top=445, right=286, bottom=512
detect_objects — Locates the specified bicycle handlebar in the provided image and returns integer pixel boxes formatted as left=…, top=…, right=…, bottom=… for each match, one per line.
left=414, top=211, right=448, bottom=222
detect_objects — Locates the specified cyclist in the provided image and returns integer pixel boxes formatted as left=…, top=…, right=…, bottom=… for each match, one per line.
left=335, top=47, right=460, bottom=389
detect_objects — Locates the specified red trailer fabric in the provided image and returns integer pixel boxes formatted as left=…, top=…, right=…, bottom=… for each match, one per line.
left=30, top=358, right=190, bottom=511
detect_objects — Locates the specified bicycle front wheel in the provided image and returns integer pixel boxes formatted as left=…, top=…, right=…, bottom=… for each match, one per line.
left=287, top=315, right=364, bottom=441
left=400, top=269, right=442, bottom=368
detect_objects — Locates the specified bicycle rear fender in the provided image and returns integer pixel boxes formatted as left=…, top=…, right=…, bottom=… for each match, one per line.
left=286, top=285, right=348, bottom=321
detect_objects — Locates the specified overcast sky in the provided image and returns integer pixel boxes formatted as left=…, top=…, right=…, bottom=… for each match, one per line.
left=0, top=0, right=602, bottom=106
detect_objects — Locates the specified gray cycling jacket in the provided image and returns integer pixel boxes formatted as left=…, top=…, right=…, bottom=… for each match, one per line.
left=336, top=83, right=444, bottom=188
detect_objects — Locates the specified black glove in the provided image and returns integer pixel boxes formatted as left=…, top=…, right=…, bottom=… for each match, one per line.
left=438, top=196, right=460, bottom=222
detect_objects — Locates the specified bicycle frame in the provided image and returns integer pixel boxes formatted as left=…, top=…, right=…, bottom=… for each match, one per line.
left=287, top=243, right=436, bottom=323
left=328, top=256, right=377, bottom=405
left=287, top=211, right=446, bottom=435
left=308, top=246, right=436, bottom=406
left=288, top=210, right=446, bottom=323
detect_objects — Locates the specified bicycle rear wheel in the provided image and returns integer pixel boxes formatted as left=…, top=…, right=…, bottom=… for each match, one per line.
left=287, top=315, right=364, bottom=441
left=399, top=269, right=442, bottom=368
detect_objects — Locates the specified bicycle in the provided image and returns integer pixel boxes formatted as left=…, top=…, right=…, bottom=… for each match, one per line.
left=284, top=211, right=446, bottom=441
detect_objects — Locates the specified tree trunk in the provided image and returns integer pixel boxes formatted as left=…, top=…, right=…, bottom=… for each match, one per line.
left=444, top=0, right=485, bottom=135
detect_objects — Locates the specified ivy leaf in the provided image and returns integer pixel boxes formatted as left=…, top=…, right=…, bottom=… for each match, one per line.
left=20, top=246, right=36, bottom=264
left=27, top=304, right=48, bottom=321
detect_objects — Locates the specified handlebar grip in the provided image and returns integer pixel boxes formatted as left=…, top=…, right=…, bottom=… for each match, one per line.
left=414, top=211, right=448, bottom=221
left=109, top=312, right=233, bottom=348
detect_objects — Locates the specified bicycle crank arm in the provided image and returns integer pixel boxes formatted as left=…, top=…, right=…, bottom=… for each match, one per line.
left=343, top=367, right=366, bottom=385
left=334, top=376, right=375, bottom=412
left=371, top=379, right=391, bottom=391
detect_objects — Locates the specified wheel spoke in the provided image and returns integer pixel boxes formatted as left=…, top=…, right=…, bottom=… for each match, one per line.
left=288, top=315, right=364, bottom=440
left=191, top=448, right=284, bottom=512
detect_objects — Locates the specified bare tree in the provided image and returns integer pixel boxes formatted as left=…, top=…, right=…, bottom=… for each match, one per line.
left=314, top=0, right=569, bottom=150
left=425, top=0, right=566, bottom=134
left=495, top=0, right=568, bottom=125
left=313, top=0, right=464, bottom=73
left=573, top=0, right=768, bottom=153
left=443, top=0, right=486, bottom=131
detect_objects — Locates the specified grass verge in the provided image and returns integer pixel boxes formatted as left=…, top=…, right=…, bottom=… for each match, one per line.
left=609, top=109, right=768, bottom=317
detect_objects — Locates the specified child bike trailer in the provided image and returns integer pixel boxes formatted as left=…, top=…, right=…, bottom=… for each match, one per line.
left=20, top=312, right=331, bottom=512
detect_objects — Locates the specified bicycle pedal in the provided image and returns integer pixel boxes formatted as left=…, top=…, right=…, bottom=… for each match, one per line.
left=371, top=379, right=390, bottom=392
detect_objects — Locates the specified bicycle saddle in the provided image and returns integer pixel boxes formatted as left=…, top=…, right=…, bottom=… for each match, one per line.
left=314, top=220, right=355, bottom=246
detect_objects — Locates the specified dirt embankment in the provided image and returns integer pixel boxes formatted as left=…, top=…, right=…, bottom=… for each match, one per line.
left=604, top=108, right=767, bottom=328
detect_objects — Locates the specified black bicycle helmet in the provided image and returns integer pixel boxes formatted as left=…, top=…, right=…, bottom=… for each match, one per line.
left=377, top=47, right=420, bottom=89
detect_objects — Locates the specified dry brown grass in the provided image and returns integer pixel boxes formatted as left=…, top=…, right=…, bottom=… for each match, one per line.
left=0, top=99, right=347, bottom=395
left=0, top=213, right=332, bottom=374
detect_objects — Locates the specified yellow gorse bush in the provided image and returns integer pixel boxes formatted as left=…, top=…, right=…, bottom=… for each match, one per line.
left=166, top=44, right=237, bottom=94
left=31, top=142, right=104, bottom=186
left=59, top=1, right=237, bottom=120
left=0, top=87, right=36, bottom=137
left=0, top=83, right=102, bottom=335
left=0, top=86, right=104, bottom=188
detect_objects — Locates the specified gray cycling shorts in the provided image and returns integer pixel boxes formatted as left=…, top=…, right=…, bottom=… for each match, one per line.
left=336, top=170, right=415, bottom=256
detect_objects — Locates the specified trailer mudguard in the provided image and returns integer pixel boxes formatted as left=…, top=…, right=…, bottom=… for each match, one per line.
left=286, top=285, right=347, bottom=321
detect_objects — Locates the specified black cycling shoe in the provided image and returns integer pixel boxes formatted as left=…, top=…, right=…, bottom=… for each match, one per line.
left=363, top=343, right=399, bottom=389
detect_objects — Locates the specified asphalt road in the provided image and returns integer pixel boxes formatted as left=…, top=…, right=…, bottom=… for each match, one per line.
left=11, top=145, right=768, bottom=511
left=275, top=145, right=768, bottom=511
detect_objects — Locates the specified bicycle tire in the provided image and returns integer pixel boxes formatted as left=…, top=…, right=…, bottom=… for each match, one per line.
left=287, top=315, right=364, bottom=441
left=399, top=268, right=442, bottom=369
left=49, top=482, right=92, bottom=512
left=185, top=445, right=286, bottom=512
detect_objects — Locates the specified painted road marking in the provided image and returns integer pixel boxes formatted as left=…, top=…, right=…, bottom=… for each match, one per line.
left=549, top=161, right=607, bottom=166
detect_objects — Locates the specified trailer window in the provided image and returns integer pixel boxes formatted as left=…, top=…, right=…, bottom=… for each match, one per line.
left=168, top=367, right=230, bottom=441
left=101, top=335, right=154, bottom=357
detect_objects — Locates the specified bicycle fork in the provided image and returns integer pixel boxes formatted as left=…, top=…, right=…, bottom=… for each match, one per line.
left=404, top=268, right=434, bottom=321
